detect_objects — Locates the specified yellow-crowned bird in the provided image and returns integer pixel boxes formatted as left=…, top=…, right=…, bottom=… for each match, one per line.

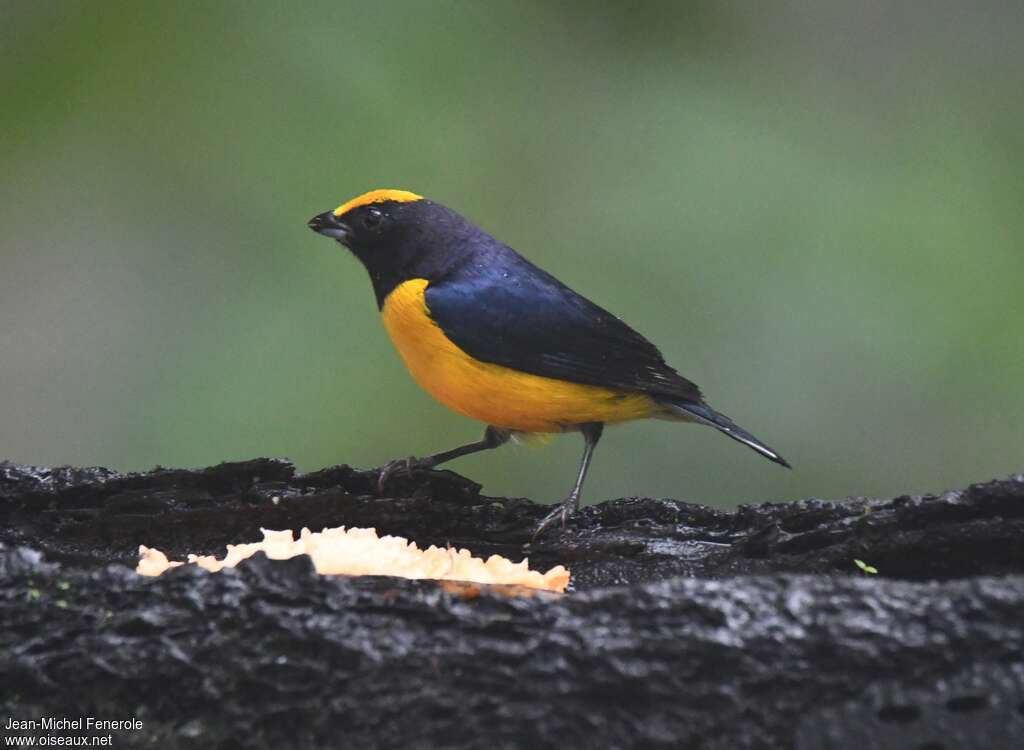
left=308, top=189, right=789, bottom=538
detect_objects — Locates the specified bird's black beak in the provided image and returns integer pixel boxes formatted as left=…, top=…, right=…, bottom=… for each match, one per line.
left=308, top=211, right=350, bottom=242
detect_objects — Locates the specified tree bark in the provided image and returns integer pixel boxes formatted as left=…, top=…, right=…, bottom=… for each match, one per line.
left=2, top=459, right=1023, bottom=749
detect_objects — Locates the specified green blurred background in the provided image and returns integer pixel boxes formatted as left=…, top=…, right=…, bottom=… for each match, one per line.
left=2, top=1, right=1022, bottom=509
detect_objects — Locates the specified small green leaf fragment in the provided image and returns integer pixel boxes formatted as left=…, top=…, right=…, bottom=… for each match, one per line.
left=27, top=588, right=41, bottom=601
left=854, top=559, right=878, bottom=575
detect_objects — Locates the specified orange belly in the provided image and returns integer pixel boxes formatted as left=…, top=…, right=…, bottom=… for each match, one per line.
left=379, top=279, right=658, bottom=432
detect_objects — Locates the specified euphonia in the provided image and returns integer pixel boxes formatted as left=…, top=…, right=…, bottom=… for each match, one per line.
left=308, top=189, right=789, bottom=538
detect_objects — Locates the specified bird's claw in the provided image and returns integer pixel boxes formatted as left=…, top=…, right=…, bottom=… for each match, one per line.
left=377, top=456, right=424, bottom=493
left=531, top=495, right=579, bottom=542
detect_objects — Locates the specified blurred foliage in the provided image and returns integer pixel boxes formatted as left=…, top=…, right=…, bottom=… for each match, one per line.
left=2, top=1, right=1022, bottom=508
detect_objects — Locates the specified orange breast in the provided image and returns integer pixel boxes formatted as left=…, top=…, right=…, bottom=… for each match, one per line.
left=379, top=279, right=658, bottom=433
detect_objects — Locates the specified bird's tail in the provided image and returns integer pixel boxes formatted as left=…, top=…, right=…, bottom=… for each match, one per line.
left=661, top=400, right=791, bottom=468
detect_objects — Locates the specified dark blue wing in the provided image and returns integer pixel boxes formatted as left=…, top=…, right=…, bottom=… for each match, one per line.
left=424, top=251, right=703, bottom=403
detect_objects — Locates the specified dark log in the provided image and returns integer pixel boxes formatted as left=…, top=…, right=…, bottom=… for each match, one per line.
left=1, top=459, right=1023, bottom=749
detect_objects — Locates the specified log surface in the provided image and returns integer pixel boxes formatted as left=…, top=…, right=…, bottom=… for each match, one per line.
left=2, top=459, right=1023, bottom=749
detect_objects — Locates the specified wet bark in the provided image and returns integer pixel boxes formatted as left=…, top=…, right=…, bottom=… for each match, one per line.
left=2, top=459, right=1022, bottom=749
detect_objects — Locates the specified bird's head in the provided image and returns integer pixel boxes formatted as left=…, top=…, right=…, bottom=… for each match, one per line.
left=307, top=189, right=426, bottom=263
left=309, top=188, right=482, bottom=306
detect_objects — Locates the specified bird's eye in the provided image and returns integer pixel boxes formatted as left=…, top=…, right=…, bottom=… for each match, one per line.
left=363, top=208, right=383, bottom=229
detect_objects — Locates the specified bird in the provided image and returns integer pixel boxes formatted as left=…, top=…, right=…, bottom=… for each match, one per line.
left=308, top=189, right=789, bottom=538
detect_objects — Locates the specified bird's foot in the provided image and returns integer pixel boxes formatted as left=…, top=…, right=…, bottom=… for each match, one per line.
left=376, top=456, right=434, bottom=493
left=531, top=494, right=580, bottom=542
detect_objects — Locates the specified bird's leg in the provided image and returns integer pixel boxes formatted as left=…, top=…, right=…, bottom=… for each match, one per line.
left=533, top=422, right=603, bottom=540
left=377, top=426, right=510, bottom=492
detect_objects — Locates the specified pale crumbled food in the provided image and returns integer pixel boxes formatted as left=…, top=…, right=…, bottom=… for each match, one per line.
left=137, top=526, right=570, bottom=593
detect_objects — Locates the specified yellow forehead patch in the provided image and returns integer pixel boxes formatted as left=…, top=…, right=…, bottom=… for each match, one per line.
left=333, top=189, right=423, bottom=217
